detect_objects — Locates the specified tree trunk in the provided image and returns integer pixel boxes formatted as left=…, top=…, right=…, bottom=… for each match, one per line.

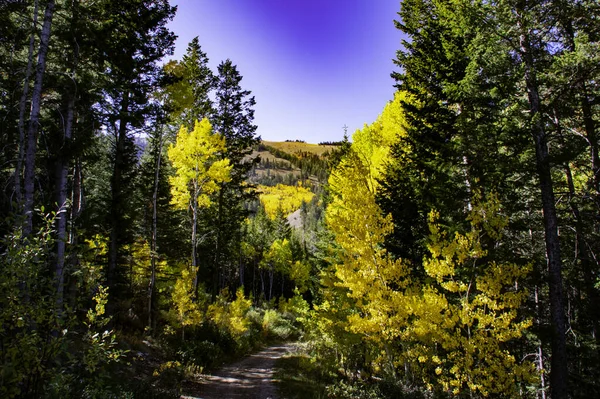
left=67, top=158, right=84, bottom=309
left=55, top=0, right=81, bottom=314
left=212, top=188, right=224, bottom=297
left=16, top=0, right=39, bottom=207
left=260, top=268, right=265, bottom=301
left=148, top=129, right=164, bottom=331
left=23, top=0, right=55, bottom=236
left=108, top=91, right=130, bottom=314
left=239, top=251, right=244, bottom=288
left=55, top=94, right=75, bottom=313
left=191, top=176, right=199, bottom=295
left=534, top=285, right=547, bottom=399
left=518, top=21, right=568, bottom=399
left=269, top=266, right=273, bottom=301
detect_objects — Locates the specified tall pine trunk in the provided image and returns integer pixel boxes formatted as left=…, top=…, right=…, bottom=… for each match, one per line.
left=23, top=0, right=55, bottom=236
left=148, top=129, right=164, bottom=331
left=108, top=91, right=130, bottom=314
left=518, top=19, right=568, bottom=399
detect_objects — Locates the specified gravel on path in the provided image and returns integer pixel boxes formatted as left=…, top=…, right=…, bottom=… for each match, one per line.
left=181, top=343, right=295, bottom=399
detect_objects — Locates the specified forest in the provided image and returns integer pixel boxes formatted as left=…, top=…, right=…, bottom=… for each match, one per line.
left=0, top=0, right=599, bottom=398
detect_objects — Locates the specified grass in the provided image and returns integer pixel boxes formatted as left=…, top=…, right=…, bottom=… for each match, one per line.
left=249, top=149, right=294, bottom=165
left=263, top=140, right=337, bottom=156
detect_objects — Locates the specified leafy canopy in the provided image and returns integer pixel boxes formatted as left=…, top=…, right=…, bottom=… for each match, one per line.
left=168, top=118, right=232, bottom=209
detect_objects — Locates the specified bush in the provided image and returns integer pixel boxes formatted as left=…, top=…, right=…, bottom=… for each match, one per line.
left=262, top=308, right=296, bottom=340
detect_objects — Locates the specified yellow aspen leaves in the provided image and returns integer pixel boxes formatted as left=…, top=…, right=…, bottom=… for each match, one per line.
left=416, top=198, right=535, bottom=396
left=321, top=91, right=536, bottom=396
left=167, top=118, right=231, bottom=210
left=170, top=268, right=202, bottom=331
left=258, top=183, right=314, bottom=219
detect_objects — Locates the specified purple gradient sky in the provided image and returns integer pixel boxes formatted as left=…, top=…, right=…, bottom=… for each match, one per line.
left=167, top=1, right=402, bottom=143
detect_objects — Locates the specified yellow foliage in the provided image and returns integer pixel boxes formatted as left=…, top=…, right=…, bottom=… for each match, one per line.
left=326, top=91, right=411, bottom=346
left=412, top=197, right=535, bottom=396
left=258, top=183, right=314, bottom=219
left=260, top=238, right=293, bottom=274
left=322, top=92, right=535, bottom=396
left=208, top=288, right=252, bottom=337
left=171, top=268, right=202, bottom=330
left=289, top=260, right=311, bottom=293
left=168, top=118, right=232, bottom=210
left=279, top=288, right=310, bottom=317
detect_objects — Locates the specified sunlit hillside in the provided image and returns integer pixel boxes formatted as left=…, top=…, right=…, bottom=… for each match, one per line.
left=262, top=140, right=337, bottom=156
left=247, top=140, right=340, bottom=186
left=258, top=183, right=315, bottom=219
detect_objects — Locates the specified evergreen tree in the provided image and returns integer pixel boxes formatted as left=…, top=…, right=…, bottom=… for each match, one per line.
left=180, top=36, right=214, bottom=128
left=93, top=0, right=176, bottom=316
left=205, top=59, right=259, bottom=295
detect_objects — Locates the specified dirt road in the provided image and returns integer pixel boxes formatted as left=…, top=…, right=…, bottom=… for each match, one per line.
left=181, top=343, right=294, bottom=399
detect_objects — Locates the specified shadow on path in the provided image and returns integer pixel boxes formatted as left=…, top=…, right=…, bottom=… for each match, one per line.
left=181, top=343, right=294, bottom=399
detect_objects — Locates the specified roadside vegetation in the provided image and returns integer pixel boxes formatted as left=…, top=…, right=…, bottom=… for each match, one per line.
left=1, top=0, right=599, bottom=398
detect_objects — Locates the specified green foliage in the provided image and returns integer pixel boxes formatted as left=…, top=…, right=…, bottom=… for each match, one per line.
left=0, top=213, right=59, bottom=398
left=0, top=212, right=130, bottom=398
left=274, top=351, right=329, bottom=399
left=279, top=289, right=310, bottom=321
left=77, top=287, right=128, bottom=398
left=260, top=308, right=297, bottom=341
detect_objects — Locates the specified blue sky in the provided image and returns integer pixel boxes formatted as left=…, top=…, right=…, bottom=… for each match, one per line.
left=167, top=0, right=402, bottom=143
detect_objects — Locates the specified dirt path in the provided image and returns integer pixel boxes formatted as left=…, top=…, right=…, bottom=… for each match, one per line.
left=181, top=343, right=295, bottom=399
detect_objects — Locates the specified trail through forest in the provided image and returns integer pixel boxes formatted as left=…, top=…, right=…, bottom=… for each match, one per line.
left=181, top=343, right=295, bottom=399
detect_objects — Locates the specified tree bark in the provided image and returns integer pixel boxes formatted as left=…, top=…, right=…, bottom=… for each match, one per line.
left=148, top=128, right=164, bottom=331
left=108, top=91, right=130, bottom=313
left=67, top=158, right=84, bottom=309
left=55, top=95, right=75, bottom=312
left=191, top=173, right=199, bottom=295
left=16, top=0, right=39, bottom=207
left=23, top=0, right=55, bottom=236
left=518, top=20, right=568, bottom=399
left=55, top=0, right=81, bottom=314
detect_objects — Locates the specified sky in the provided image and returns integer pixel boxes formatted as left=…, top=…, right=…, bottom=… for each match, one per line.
left=167, top=0, right=403, bottom=143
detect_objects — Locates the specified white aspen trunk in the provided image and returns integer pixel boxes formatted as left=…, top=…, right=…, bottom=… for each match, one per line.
left=55, top=94, right=75, bottom=313
left=191, top=174, right=199, bottom=294
left=16, top=0, right=39, bottom=207
left=55, top=0, right=81, bottom=313
left=23, top=0, right=55, bottom=236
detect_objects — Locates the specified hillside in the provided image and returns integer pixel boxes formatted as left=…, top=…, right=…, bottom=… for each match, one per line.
left=247, top=140, right=340, bottom=188
left=262, top=140, right=337, bottom=156
left=243, top=140, right=335, bottom=231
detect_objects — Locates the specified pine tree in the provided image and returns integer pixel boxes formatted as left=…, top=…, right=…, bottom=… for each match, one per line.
left=93, top=0, right=176, bottom=316
left=205, top=59, right=259, bottom=295
left=180, top=36, right=214, bottom=127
